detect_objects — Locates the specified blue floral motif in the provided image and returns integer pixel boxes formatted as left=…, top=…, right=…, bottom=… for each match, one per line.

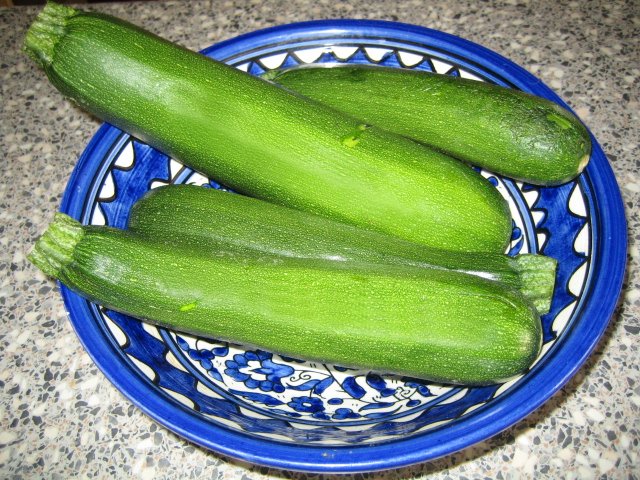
left=405, top=380, right=433, bottom=398
left=288, top=396, right=324, bottom=414
left=225, top=351, right=294, bottom=393
left=288, top=375, right=335, bottom=395
left=333, top=408, right=360, bottom=420
left=175, top=337, right=228, bottom=382
left=366, top=373, right=397, bottom=397
left=342, top=376, right=366, bottom=399
left=287, top=396, right=333, bottom=420
left=207, top=367, right=223, bottom=382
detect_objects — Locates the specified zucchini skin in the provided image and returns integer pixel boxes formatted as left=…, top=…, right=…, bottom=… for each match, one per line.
left=128, top=184, right=556, bottom=314
left=30, top=213, right=542, bottom=386
left=24, top=3, right=512, bottom=254
left=269, top=65, right=592, bottom=186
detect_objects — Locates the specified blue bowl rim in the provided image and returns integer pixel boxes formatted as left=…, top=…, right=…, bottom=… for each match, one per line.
left=58, top=19, right=627, bottom=474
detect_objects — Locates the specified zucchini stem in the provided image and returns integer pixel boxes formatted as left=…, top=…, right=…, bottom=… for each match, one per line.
left=28, top=212, right=84, bottom=278
left=23, top=1, right=77, bottom=69
left=512, top=254, right=557, bottom=314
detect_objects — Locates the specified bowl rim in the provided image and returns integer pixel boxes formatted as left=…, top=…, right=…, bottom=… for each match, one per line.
left=58, top=19, right=627, bottom=474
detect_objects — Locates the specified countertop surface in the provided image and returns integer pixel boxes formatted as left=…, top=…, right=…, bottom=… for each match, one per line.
left=1, top=0, right=638, bottom=478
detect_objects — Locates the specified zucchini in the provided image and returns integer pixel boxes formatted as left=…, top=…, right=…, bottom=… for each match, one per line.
left=128, top=184, right=556, bottom=314
left=29, top=213, right=543, bottom=385
left=268, top=64, right=592, bottom=185
left=24, top=3, right=512, bottom=253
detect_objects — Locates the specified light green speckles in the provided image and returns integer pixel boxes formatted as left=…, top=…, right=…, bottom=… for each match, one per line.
left=341, top=136, right=360, bottom=148
left=179, top=301, right=198, bottom=312
left=546, top=112, right=573, bottom=130
left=341, top=124, right=369, bottom=147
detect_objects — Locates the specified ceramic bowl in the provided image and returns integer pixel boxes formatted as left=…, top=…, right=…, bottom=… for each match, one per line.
left=58, top=20, right=626, bottom=473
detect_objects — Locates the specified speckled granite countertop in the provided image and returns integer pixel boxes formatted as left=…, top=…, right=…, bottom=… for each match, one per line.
left=1, top=0, right=638, bottom=478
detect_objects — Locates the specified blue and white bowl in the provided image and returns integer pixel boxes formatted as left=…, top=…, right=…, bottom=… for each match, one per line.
left=58, top=20, right=626, bottom=473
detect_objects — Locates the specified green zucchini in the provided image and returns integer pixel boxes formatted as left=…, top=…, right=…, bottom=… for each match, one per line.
left=128, top=184, right=556, bottom=314
left=29, top=213, right=543, bottom=385
left=24, top=3, right=512, bottom=253
left=268, top=64, right=592, bottom=185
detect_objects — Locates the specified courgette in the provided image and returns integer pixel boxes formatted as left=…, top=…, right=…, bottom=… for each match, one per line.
left=24, top=3, right=512, bottom=253
left=128, top=184, right=556, bottom=314
left=268, top=64, right=592, bottom=185
left=29, top=213, right=543, bottom=385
